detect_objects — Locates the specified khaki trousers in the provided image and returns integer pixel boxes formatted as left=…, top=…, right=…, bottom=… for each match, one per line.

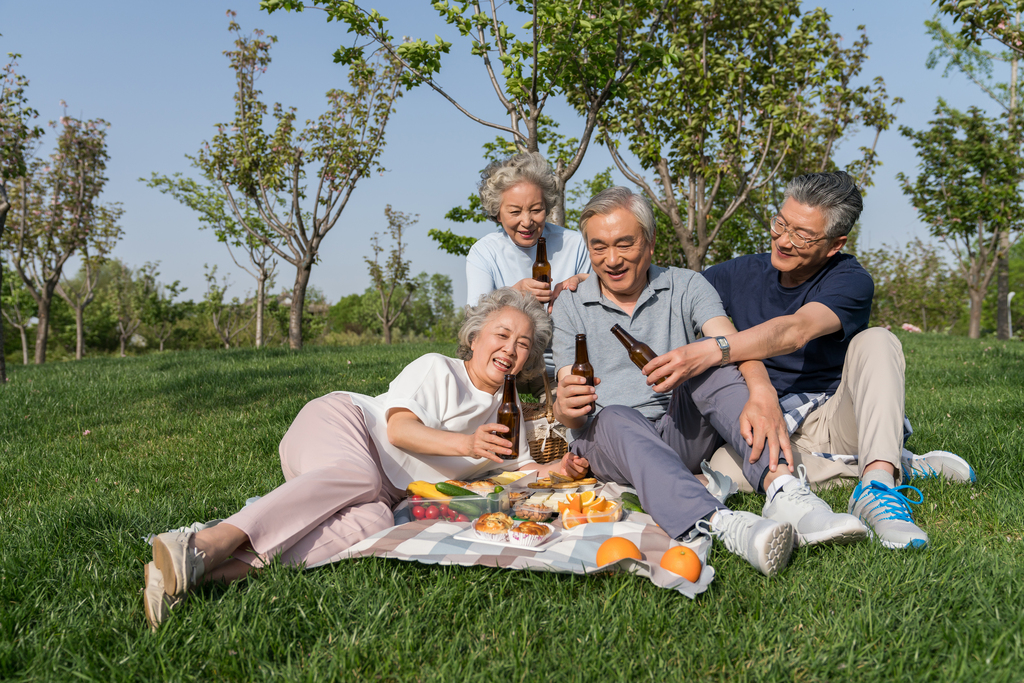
left=709, top=327, right=906, bottom=492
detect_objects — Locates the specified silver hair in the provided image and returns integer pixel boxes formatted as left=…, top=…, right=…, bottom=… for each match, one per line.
left=478, top=152, right=560, bottom=223
left=783, top=171, right=863, bottom=240
left=578, top=186, right=656, bottom=244
left=457, top=287, right=552, bottom=380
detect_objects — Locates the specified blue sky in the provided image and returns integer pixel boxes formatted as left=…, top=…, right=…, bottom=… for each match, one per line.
left=1, top=0, right=1003, bottom=307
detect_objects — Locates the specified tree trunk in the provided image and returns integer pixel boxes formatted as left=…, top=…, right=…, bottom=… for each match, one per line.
left=383, top=320, right=393, bottom=345
left=255, top=273, right=266, bottom=349
left=74, top=306, right=85, bottom=360
left=34, top=291, right=53, bottom=365
left=996, top=230, right=1011, bottom=339
left=159, top=338, right=165, bottom=352
left=19, top=326, right=28, bottom=365
left=551, top=172, right=566, bottom=228
left=119, top=335, right=127, bottom=357
left=0, top=191, right=8, bottom=383
left=289, top=259, right=313, bottom=350
left=968, top=289, right=985, bottom=339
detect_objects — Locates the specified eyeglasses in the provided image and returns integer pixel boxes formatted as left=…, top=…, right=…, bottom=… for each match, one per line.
left=769, top=215, right=828, bottom=249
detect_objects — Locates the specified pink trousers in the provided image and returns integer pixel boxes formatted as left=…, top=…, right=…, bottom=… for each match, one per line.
left=226, top=393, right=404, bottom=568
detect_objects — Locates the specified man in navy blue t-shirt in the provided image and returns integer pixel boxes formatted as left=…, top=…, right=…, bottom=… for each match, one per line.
left=642, top=172, right=972, bottom=550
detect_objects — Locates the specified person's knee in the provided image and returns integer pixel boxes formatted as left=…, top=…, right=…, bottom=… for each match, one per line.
left=848, top=327, right=904, bottom=370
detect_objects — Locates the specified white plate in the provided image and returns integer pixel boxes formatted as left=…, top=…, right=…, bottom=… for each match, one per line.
left=452, top=524, right=561, bottom=551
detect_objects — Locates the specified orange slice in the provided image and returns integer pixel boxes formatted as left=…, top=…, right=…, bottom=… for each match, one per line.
left=569, top=494, right=583, bottom=515
left=584, top=496, right=606, bottom=511
left=577, top=491, right=597, bottom=509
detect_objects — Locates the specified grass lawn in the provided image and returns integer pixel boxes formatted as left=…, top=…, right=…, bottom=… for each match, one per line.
left=1, top=334, right=1023, bottom=682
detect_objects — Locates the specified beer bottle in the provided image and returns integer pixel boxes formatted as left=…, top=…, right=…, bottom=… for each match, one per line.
left=532, top=237, right=551, bottom=285
left=494, top=374, right=520, bottom=460
left=610, top=324, right=663, bottom=383
left=571, top=333, right=595, bottom=386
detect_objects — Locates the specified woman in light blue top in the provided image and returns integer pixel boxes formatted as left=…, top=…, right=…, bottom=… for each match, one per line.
left=465, top=152, right=591, bottom=311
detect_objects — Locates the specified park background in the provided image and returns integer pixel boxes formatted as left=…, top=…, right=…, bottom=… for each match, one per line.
left=3, top=0, right=1023, bottom=362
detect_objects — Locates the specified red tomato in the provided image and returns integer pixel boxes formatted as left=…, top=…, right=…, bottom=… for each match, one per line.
left=408, top=495, right=423, bottom=502
left=456, top=514, right=469, bottom=522
left=440, top=504, right=451, bottom=516
left=425, top=505, right=441, bottom=520
left=412, top=505, right=426, bottom=520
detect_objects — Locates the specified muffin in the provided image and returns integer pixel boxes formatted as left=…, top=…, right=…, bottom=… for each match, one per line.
left=508, top=521, right=554, bottom=547
left=473, top=512, right=514, bottom=542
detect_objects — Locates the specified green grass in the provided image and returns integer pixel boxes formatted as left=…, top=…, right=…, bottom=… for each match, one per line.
left=1, top=335, right=1023, bottom=682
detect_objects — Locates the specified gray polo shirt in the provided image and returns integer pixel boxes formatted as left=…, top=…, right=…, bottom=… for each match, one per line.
left=551, top=265, right=726, bottom=438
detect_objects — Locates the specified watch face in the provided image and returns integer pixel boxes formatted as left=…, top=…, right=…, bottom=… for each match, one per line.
left=716, top=337, right=729, bottom=350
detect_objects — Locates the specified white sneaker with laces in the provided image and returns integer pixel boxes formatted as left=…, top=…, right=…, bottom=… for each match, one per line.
left=901, top=449, right=976, bottom=484
left=152, top=530, right=206, bottom=597
left=699, top=510, right=794, bottom=577
left=762, top=465, right=868, bottom=547
left=143, top=562, right=182, bottom=631
left=848, top=480, right=929, bottom=549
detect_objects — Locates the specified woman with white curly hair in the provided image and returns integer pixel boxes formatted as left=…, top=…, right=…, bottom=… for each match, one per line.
left=143, top=288, right=564, bottom=630
left=466, top=151, right=590, bottom=310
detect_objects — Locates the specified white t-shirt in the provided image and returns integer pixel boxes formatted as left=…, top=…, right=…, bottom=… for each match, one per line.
left=344, top=353, right=534, bottom=489
left=465, top=222, right=591, bottom=306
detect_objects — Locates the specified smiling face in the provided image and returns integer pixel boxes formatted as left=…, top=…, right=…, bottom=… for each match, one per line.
left=585, top=207, right=654, bottom=308
left=465, top=307, right=535, bottom=394
left=771, top=198, right=847, bottom=287
left=498, top=182, right=547, bottom=248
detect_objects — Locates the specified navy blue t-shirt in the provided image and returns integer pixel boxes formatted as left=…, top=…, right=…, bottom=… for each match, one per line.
left=702, top=253, right=873, bottom=396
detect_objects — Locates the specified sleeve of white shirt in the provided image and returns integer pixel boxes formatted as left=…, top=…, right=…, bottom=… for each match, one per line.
left=381, top=355, right=452, bottom=430
left=465, top=243, right=497, bottom=307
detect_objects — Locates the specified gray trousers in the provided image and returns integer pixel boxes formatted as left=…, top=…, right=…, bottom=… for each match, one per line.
left=569, top=364, right=765, bottom=539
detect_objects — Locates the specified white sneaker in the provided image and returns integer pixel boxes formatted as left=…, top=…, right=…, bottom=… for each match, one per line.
left=152, top=531, right=206, bottom=597
left=700, top=510, right=794, bottom=577
left=143, top=562, right=181, bottom=631
left=762, top=465, right=868, bottom=547
left=901, top=449, right=976, bottom=484
left=848, top=481, right=929, bottom=549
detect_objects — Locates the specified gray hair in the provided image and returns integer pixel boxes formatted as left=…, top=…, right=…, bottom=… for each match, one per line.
left=578, top=186, right=656, bottom=244
left=457, top=287, right=552, bottom=380
left=478, top=152, right=560, bottom=223
left=783, top=171, right=863, bottom=240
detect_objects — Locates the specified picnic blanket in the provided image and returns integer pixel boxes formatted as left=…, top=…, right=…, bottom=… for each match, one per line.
left=150, top=470, right=737, bottom=599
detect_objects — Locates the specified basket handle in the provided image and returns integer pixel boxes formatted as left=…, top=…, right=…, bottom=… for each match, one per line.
left=542, top=371, right=555, bottom=420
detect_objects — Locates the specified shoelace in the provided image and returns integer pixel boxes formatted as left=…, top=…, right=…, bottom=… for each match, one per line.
left=696, top=513, right=749, bottom=555
left=861, top=482, right=924, bottom=522
left=903, top=459, right=941, bottom=480
left=773, top=464, right=822, bottom=508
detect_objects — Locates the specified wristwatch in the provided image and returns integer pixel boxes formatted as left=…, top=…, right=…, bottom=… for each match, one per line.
left=713, top=336, right=730, bottom=366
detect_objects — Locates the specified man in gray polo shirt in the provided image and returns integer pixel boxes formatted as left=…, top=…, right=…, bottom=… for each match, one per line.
left=551, top=187, right=866, bottom=576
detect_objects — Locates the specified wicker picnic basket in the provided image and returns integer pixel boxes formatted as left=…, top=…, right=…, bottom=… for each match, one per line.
left=521, top=372, right=569, bottom=464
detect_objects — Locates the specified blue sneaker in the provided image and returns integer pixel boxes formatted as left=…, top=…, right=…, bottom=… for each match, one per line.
left=848, top=481, right=928, bottom=549
left=901, top=449, right=976, bottom=484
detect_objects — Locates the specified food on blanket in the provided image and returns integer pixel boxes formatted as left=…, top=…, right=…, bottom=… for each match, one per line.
left=528, top=477, right=554, bottom=489
left=596, top=537, right=642, bottom=567
left=406, top=481, right=450, bottom=501
left=474, top=512, right=515, bottom=541
left=575, top=477, right=598, bottom=486
left=412, top=500, right=469, bottom=523
left=508, top=491, right=530, bottom=504
left=436, top=482, right=478, bottom=497
left=560, top=495, right=623, bottom=528
left=508, top=521, right=554, bottom=547
left=620, top=492, right=647, bottom=514
left=562, top=511, right=588, bottom=529
left=660, top=546, right=702, bottom=582
left=513, top=500, right=555, bottom=522
left=550, top=482, right=580, bottom=490
left=488, top=471, right=528, bottom=486
left=548, top=471, right=573, bottom=484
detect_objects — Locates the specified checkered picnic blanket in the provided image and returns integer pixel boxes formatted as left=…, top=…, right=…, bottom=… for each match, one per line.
left=311, top=511, right=714, bottom=599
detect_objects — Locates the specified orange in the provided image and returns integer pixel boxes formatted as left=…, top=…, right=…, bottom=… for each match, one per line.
left=659, top=545, right=701, bottom=582
left=595, top=537, right=642, bottom=567
left=569, top=495, right=583, bottom=515
left=562, top=510, right=587, bottom=529
left=577, top=491, right=597, bottom=508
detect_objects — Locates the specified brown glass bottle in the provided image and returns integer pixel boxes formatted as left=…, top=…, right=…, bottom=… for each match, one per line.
left=610, top=324, right=663, bottom=383
left=532, top=237, right=551, bottom=285
left=494, top=373, right=520, bottom=460
left=571, top=333, right=595, bottom=386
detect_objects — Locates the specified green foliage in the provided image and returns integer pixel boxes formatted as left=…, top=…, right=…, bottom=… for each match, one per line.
left=598, top=1, right=900, bottom=270
left=857, top=238, right=968, bottom=332
left=897, top=102, right=1024, bottom=337
left=192, top=14, right=405, bottom=349
left=936, top=0, right=1024, bottom=57
left=365, top=206, right=417, bottom=344
left=2, top=337, right=1024, bottom=679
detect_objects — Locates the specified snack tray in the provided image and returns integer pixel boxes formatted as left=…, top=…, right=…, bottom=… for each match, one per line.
left=452, top=525, right=561, bottom=552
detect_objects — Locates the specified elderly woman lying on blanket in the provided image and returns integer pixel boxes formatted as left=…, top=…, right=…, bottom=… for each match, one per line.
left=144, top=288, right=582, bottom=630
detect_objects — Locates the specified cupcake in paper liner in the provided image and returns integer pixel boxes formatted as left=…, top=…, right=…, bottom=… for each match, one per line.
left=473, top=512, right=514, bottom=542
left=508, top=521, right=554, bottom=547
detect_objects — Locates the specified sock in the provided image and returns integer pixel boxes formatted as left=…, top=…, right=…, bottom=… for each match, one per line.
left=766, top=474, right=797, bottom=502
left=709, top=509, right=733, bottom=528
left=863, top=469, right=895, bottom=489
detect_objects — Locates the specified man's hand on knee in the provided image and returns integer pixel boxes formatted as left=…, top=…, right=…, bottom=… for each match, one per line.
left=740, top=390, right=794, bottom=473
